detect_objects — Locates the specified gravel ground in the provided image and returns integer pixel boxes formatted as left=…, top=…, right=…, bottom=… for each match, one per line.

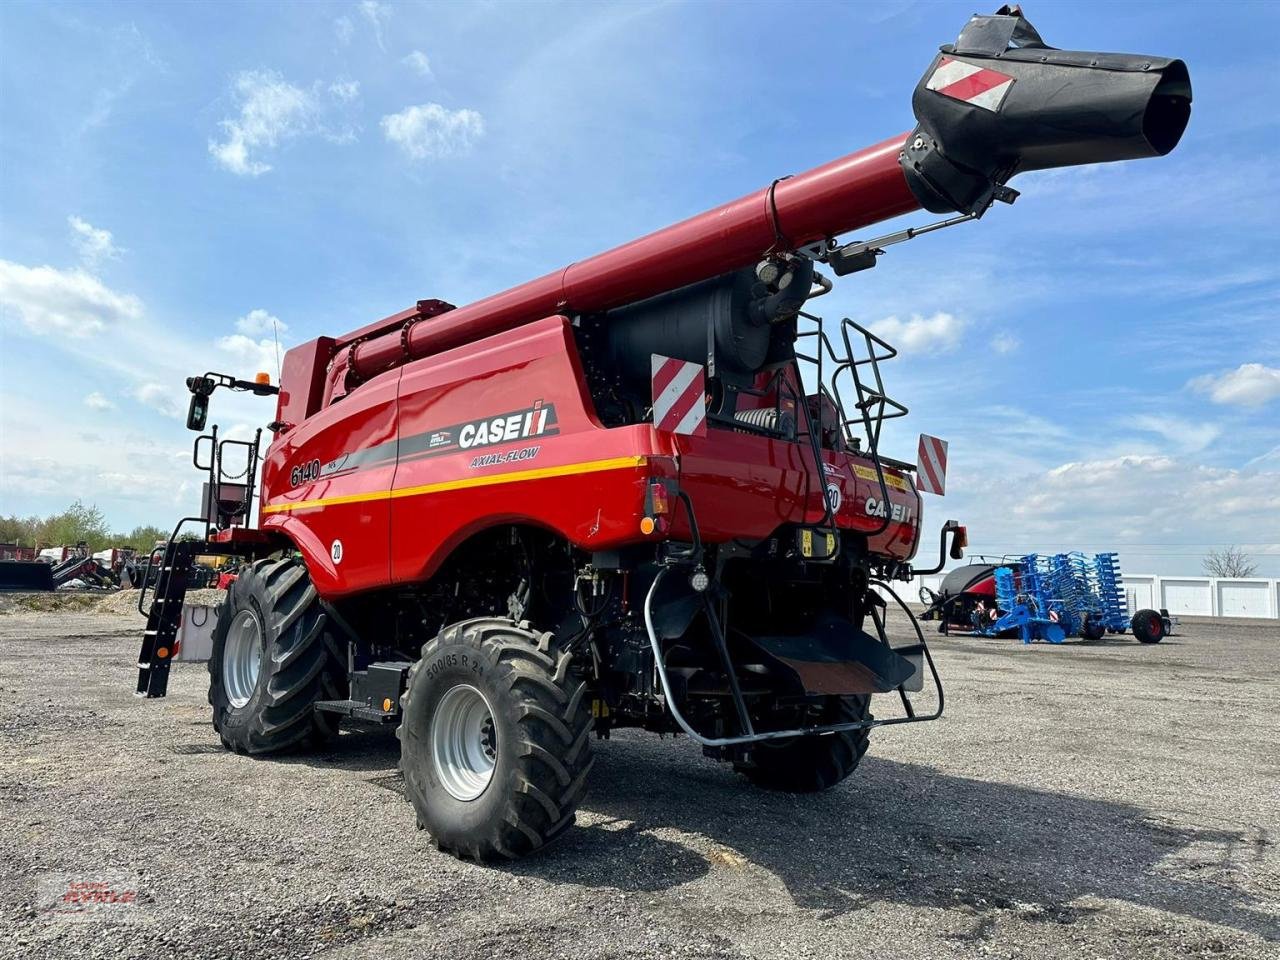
left=1, top=600, right=1277, bottom=959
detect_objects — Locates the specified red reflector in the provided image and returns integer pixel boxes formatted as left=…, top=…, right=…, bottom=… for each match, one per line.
left=650, top=482, right=669, bottom=515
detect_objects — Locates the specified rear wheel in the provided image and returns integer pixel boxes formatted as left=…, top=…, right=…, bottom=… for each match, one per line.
left=209, top=556, right=345, bottom=754
left=1081, top=614, right=1106, bottom=641
left=1131, top=608, right=1166, bottom=644
left=398, top=618, right=593, bottom=861
left=735, top=695, right=871, bottom=792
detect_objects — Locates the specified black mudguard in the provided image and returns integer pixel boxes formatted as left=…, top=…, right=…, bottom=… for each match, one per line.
left=743, top=614, right=917, bottom=696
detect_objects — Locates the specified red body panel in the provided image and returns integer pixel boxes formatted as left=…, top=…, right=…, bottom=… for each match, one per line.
left=261, top=318, right=921, bottom=599
left=261, top=373, right=400, bottom=595
left=275, top=336, right=335, bottom=430
left=389, top=318, right=671, bottom=582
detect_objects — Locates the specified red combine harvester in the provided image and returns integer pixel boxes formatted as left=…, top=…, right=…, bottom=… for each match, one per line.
left=135, top=8, right=1189, bottom=860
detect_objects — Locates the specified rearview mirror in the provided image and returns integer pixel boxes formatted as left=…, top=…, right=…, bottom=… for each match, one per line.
left=186, top=393, right=208, bottom=432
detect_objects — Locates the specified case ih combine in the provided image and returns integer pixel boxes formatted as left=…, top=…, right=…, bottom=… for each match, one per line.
left=135, top=8, right=1189, bottom=860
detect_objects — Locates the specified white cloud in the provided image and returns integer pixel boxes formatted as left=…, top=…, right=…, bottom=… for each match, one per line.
left=79, top=24, right=164, bottom=134
left=217, top=333, right=281, bottom=378
left=403, top=51, right=433, bottom=77
left=868, top=312, right=968, bottom=356
left=381, top=103, right=485, bottom=161
left=360, top=1, right=391, bottom=49
left=950, top=452, right=1280, bottom=575
left=68, top=216, right=122, bottom=267
left=0, top=260, right=143, bottom=337
left=133, top=382, right=184, bottom=419
left=991, top=331, right=1020, bottom=355
left=84, top=392, right=116, bottom=411
left=1127, top=414, right=1221, bottom=455
left=209, top=70, right=319, bottom=176
left=1189, top=363, right=1280, bottom=408
left=334, top=15, right=354, bottom=45
left=208, top=70, right=362, bottom=175
left=329, top=78, right=360, bottom=103
left=235, top=308, right=287, bottom=337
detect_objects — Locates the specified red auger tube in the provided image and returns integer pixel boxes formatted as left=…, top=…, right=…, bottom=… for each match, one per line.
left=348, top=132, right=918, bottom=380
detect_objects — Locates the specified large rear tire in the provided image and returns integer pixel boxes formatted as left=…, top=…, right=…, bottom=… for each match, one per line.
left=1131, top=608, right=1166, bottom=644
left=209, top=556, right=345, bottom=754
left=398, top=618, right=593, bottom=861
left=735, top=695, right=872, bottom=792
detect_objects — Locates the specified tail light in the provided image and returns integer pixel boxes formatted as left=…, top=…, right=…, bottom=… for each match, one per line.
left=643, top=479, right=672, bottom=535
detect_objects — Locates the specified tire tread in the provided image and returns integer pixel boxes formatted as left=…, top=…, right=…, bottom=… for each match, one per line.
left=399, top=617, right=593, bottom=862
left=209, top=557, right=345, bottom=755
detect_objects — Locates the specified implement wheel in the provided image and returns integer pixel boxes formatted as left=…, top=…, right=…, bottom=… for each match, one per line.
left=1081, top=614, right=1107, bottom=641
left=398, top=618, right=593, bottom=861
left=735, top=695, right=872, bottom=792
left=1131, top=608, right=1166, bottom=644
left=208, top=557, right=345, bottom=754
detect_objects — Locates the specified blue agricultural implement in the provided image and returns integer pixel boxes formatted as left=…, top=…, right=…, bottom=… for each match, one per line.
left=923, top=553, right=1172, bottom=644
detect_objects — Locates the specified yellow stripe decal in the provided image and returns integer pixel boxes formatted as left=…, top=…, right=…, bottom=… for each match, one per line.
left=261, top=455, right=649, bottom=514
left=852, top=464, right=912, bottom=492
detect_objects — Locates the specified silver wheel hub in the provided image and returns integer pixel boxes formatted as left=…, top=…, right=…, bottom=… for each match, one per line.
left=432, top=684, right=497, bottom=801
left=223, top=608, right=263, bottom=708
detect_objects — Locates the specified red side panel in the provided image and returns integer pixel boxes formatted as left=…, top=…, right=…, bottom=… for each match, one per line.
left=275, top=337, right=334, bottom=429
left=673, top=431, right=810, bottom=541
left=260, top=370, right=400, bottom=596
left=671, top=435, right=920, bottom=558
left=390, top=316, right=664, bottom=583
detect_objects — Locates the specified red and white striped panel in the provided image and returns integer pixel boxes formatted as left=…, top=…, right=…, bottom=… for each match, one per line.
left=651, top=355, right=707, bottom=436
left=925, top=56, right=1015, bottom=112
left=916, top=434, right=948, bottom=495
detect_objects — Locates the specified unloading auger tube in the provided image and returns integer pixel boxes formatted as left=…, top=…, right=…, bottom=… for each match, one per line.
left=340, top=5, right=1190, bottom=388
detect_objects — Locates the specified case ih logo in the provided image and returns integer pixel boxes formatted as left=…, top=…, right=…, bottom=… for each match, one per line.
left=458, top=401, right=555, bottom=450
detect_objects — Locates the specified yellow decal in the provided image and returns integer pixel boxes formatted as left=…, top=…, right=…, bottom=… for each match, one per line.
left=852, top=464, right=912, bottom=492
left=262, top=455, right=648, bottom=514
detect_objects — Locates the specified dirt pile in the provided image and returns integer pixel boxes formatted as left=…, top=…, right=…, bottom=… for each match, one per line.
left=96, top=588, right=226, bottom=617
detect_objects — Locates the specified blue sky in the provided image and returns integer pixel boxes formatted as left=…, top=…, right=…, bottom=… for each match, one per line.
left=2, top=0, right=1278, bottom=576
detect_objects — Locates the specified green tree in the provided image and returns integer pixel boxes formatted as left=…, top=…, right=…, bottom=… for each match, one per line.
left=34, top=501, right=113, bottom=551
left=0, top=514, right=40, bottom=545
left=118, top=524, right=170, bottom=551
left=0, top=505, right=176, bottom=551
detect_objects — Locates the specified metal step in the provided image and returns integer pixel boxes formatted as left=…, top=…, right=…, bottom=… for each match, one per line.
left=314, top=699, right=400, bottom=724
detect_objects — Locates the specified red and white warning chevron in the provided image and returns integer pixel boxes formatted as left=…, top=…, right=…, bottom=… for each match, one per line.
left=925, top=56, right=1015, bottom=112
left=651, top=354, right=707, bottom=436
left=916, top=434, right=948, bottom=495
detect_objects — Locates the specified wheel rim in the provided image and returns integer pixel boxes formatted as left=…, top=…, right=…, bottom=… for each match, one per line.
left=432, top=684, right=498, bottom=801
left=223, top=608, right=263, bottom=708
left=1149, top=614, right=1163, bottom=636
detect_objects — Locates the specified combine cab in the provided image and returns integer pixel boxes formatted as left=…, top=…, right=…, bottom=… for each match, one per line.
left=132, top=7, right=1189, bottom=860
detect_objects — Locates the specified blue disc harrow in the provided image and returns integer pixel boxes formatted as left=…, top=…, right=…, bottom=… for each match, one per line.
left=980, top=552, right=1130, bottom=643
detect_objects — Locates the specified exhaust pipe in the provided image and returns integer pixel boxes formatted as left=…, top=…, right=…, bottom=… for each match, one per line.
left=901, top=5, right=1192, bottom=215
